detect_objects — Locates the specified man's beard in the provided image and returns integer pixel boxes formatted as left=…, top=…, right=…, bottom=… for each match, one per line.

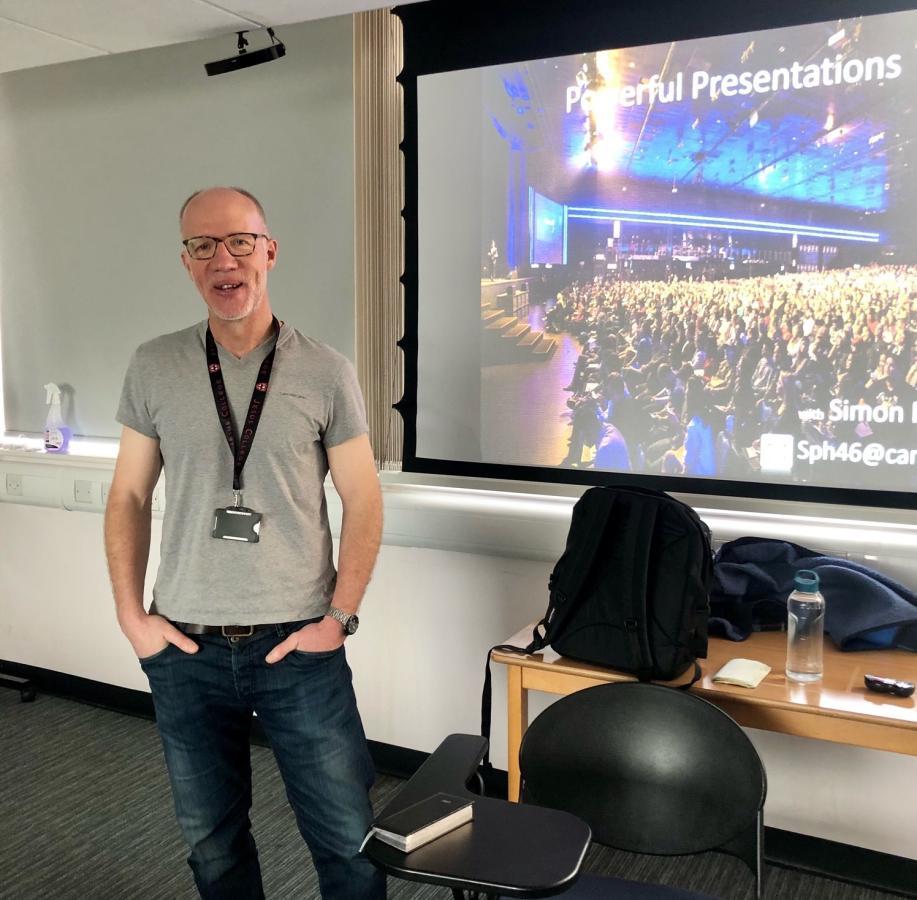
left=208, top=292, right=259, bottom=322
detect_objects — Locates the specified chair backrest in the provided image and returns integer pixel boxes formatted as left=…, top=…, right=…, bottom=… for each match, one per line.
left=519, top=682, right=766, bottom=857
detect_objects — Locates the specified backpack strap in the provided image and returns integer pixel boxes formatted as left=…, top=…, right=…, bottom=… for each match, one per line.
left=618, top=494, right=659, bottom=682
left=480, top=640, right=543, bottom=768
left=478, top=493, right=618, bottom=770
left=545, top=489, right=619, bottom=639
left=677, top=660, right=702, bottom=690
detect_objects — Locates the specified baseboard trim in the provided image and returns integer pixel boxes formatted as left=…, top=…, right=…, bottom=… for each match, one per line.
left=0, top=660, right=155, bottom=717
left=764, top=827, right=917, bottom=897
left=3, top=659, right=914, bottom=897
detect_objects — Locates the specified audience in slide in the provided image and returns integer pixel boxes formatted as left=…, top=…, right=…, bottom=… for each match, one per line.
left=546, top=265, right=915, bottom=489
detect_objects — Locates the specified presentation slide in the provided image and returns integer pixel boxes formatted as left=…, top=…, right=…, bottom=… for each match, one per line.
left=416, top=11, right=917, bottom=496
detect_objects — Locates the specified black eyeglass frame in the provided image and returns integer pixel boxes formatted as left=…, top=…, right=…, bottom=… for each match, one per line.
left=182, top=232, right=271, bottom=260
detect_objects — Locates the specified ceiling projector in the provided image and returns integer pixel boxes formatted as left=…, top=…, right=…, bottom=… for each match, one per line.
left=205, top=29, right=286, bottom=76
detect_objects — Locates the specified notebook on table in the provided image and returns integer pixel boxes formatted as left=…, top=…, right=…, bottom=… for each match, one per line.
left=362, top=792, right=474, bottom=853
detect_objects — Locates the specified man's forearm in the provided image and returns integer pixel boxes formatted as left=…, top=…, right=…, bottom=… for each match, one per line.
left=331, top=490, right=383, bottom=614
left=104, top=494, right=153, bottom=625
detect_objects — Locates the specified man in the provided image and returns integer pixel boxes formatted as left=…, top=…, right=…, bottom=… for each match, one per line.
left=104, top=187, right=385, bottom=899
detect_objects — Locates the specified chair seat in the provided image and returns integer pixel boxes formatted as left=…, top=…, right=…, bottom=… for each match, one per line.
left=515, top=872, right=713, bottom=898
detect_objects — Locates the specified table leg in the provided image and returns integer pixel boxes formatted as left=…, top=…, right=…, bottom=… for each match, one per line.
left=507, top=665, right=527, bottom=802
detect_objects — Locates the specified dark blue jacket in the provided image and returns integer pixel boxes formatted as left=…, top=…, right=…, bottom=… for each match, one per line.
left=711, top=537, right=917, bottom=651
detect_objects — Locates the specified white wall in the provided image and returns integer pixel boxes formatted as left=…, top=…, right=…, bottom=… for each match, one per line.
left=0, top=14, right=355, bottom=438
left=2, top=473, right=916, bottom=861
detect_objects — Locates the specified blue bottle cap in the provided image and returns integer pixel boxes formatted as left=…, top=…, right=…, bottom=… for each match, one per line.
left=794, top=569, right=819, bottom=593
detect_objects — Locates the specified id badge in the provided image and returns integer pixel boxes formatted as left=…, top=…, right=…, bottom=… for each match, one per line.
left=212, top=506, right=263, bottom=543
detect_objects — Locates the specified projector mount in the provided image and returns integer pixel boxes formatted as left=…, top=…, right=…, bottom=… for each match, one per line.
left=205, top=26, right=286, bottom=76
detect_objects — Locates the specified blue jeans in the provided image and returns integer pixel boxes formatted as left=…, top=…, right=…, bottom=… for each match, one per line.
left=140, top=620, right=386, bottom=900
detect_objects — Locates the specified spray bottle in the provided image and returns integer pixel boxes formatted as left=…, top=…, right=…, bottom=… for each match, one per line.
left=43, top=383, right=71, bottom=452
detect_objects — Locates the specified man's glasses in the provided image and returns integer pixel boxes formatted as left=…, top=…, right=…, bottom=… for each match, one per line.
left=182, top=233, right=269, bottom=260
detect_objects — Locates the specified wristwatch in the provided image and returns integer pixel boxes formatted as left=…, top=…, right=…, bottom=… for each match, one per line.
left=328, top=606, right=359, bottom=636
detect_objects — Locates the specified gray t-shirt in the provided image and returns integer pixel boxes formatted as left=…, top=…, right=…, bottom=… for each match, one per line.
left=116, top=319, right=368, bottom=624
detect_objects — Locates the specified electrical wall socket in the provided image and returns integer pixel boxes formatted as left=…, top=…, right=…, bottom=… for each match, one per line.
left=5, top=474, right=23, bottom=496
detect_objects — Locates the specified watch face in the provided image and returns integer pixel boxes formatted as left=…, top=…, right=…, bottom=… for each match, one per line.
left=345, top=614, right=359, bottom=635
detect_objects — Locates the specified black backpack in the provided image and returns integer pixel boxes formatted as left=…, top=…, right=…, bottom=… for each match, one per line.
left=482, top=486, right=713, bottom=752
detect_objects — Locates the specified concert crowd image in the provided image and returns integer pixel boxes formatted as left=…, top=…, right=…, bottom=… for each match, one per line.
left=466, top=10, right=917, bottom=494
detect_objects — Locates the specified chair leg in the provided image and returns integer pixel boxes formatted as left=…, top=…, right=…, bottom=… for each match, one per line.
left=719, top=813, right=765, bottom=898
left=0, top=673, right=35, bottom=702
left=756, top=812, right=765, bottom=900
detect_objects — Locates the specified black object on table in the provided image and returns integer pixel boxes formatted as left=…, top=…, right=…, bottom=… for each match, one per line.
left=365, top=733, right=591, bottom=899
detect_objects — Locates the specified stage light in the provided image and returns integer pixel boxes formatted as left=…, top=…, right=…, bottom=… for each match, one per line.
left=567, top=209, right=880, bottom=243
left=205, top=27, right=286, bottom=76
left=567, top=205, right=879, bottom=240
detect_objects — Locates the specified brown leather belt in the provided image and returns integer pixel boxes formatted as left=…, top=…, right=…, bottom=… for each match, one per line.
left=174, top=622, right=274, bottom=638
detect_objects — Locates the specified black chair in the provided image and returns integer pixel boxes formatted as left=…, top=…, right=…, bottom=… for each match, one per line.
left=517, top=682, right=766, bottom=899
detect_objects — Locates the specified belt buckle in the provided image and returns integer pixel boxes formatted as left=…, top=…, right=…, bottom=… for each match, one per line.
left=222, top=624, right=255, bottom=638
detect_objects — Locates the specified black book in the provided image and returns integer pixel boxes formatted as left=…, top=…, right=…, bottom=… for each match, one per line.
left=364, top=793, right=474, bottom=853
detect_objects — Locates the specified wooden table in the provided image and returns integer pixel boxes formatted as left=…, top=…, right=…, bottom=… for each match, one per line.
left=492, top=626, right=917, bottom=801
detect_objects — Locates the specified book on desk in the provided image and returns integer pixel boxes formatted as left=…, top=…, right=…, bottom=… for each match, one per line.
left=363, top=792, right=474, bottom=853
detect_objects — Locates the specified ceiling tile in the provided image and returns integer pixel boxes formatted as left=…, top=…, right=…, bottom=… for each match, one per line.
left=0, top=17, right=101, bottom=74
left=0, top=0, right=250, bottom=54
left=210, top=0, right=424, bottom=27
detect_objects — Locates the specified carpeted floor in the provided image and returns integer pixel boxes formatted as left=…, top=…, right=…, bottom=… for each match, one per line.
left=0, top=689, right=907, bottom=899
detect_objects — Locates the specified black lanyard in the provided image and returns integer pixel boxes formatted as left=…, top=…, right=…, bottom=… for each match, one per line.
left=205, top=318, right=279, bottom=497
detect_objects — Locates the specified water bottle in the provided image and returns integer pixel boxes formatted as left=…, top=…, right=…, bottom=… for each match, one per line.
left=786, top=569, right=825, bottom=683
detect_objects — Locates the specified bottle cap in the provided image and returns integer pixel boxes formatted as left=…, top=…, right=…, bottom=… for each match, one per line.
left=794, top=569, right=819, bottom=593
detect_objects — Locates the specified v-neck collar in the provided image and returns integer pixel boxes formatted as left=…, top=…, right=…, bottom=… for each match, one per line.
left=198, top=319, right=285, bottom=366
